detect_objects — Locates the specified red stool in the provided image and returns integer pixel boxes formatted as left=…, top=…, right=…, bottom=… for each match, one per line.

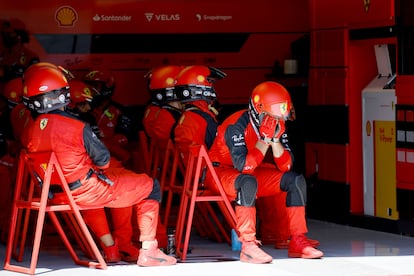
left=3, top=150, right=107, bottom=275
left=161, top=141, right=223, bottom=241
left=161, top=140, right=184, bottom=227
left=174, top=145, right=237, bottom=261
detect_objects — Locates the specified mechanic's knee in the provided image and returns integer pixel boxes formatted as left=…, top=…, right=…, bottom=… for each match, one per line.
left=146, top=178, right=162, bottom=202
left=234, top=174, right=258, bottom=207
left=280, top=172, right=307, bottom=206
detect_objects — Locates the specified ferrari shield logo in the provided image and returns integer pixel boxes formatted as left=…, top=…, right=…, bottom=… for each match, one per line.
left=363, top=0, right=370, bottom=12
left=280, top=102, right=288, bottom=115
left=40, top=118, right=48, bottom=130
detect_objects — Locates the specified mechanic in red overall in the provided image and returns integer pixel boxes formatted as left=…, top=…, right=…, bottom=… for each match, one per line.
left=20, top=64, right=176, bottom=267
left=208, top=81, right=324, bottom=263
left=142, top=65, right=184, bottom=149
left=82, top=70, right=150, bottom=257
left=1, top=78, right=27, bottom=237
left=142, top=65, right=184, bottom=227
left=83, top=70, right=132, bottom=165
left=173, top=65, right=226, bottom=164
left=66, top=78, right=139, bottom=262
left=3, top=77, right=29, bottom=149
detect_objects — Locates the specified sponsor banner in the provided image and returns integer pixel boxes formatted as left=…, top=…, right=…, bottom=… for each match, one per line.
left=0, top=0, right=308, bottom=33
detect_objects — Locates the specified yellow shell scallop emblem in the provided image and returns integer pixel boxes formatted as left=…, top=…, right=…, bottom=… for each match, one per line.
left=55, top=6, right=78, bottom=27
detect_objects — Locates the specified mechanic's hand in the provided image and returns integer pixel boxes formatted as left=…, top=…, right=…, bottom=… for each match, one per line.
left=259, top=114, right=278, bottom=143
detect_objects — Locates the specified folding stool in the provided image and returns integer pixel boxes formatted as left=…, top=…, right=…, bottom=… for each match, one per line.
left=139, top=133, right=227, bottom=242
left=174, top=144, right=237, bottom=261
left=160, top=139, right=184, bottom=227
left=3, top=149, right=107, bottom=275
left=161, top=141, right=227, bottom=241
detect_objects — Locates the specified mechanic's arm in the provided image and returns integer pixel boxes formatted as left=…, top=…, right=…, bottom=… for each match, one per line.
left=83, top=125, right=111, bottom=169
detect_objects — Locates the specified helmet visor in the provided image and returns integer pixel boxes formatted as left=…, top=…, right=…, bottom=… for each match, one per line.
left=24, top=87, right=70, bottom=113
left=265, top=101, right=295, bottom=121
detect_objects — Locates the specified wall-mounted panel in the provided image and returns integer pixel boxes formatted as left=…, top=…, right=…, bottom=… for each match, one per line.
left=308, top=68, right=348, bottom=105
left=310, top=0, right=394, bottom=29
left=311, top=29, right=348, bottom=67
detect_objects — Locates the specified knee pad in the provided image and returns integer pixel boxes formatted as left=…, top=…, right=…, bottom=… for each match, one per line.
left=234, top=174, right=258, bottom=207
left=146, top=178, right=162, bottom=202
left=280, top=172, right=307, bottom=206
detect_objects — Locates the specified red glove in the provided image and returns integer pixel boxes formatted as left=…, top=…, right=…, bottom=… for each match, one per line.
left=259, top=114, right=278, bottom=143
left=272, top=120, right=285, bottom=142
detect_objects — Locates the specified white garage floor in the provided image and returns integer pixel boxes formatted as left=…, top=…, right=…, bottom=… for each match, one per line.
left=2, top=219, right=414, bottom=276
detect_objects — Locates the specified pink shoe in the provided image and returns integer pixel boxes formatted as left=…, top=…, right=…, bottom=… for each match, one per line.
left=288, top=234, right=323, bottom=259
left=137, top=240, right=177, bottom=267
left=240, top=241, right=273, bottom=264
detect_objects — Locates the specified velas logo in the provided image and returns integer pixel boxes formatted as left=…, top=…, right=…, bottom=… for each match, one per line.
left=144, top=12, right=180, bottom=22
left=145, top=13, right=154, bottom=22
left=55, top=6, right=78, bottom=27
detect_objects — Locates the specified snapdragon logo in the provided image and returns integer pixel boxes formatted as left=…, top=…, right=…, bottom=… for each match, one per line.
left=144, top=12, right=180, bottom=22
left=195, top=13, right=232, bottom=21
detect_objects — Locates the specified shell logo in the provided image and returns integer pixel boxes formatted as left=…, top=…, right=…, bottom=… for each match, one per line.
left=55, top=6, right=78, bottom=27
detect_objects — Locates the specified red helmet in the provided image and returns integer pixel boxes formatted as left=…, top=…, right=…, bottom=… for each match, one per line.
left=67, top=79, right=97, bottom=108
left=248, top=81, right=295, bottom=128
left=24, top=62, right=74, bottom=82
left=83, top=70, right=115, bottom=98
left=22, top=66, right=70, bottom=113
left=174, top=65, right=226, bottom=103
left=3, top=77, right=23, bottom=108
left=145, top=65, right=184, bottom=104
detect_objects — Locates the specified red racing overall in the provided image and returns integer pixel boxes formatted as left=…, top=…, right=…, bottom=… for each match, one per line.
left=21, top=111, right=159, bottom=244
left=174, top=100, right=218, bottom=165
left=208, top=109, right=307, bottom=244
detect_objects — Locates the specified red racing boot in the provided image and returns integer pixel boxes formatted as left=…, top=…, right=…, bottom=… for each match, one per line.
left=240, top=240, right=273, bottom=264
left=137, top=240, right=177, bottom=266
left=119, top=243, right=140, bottom=262
left=288, top=234, right=323, bottom=259
left=102, top=241, right=122, bottom=263
left=275, top=237, right=320, bottom=249
left=306, top=237, right=320, bottom=248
